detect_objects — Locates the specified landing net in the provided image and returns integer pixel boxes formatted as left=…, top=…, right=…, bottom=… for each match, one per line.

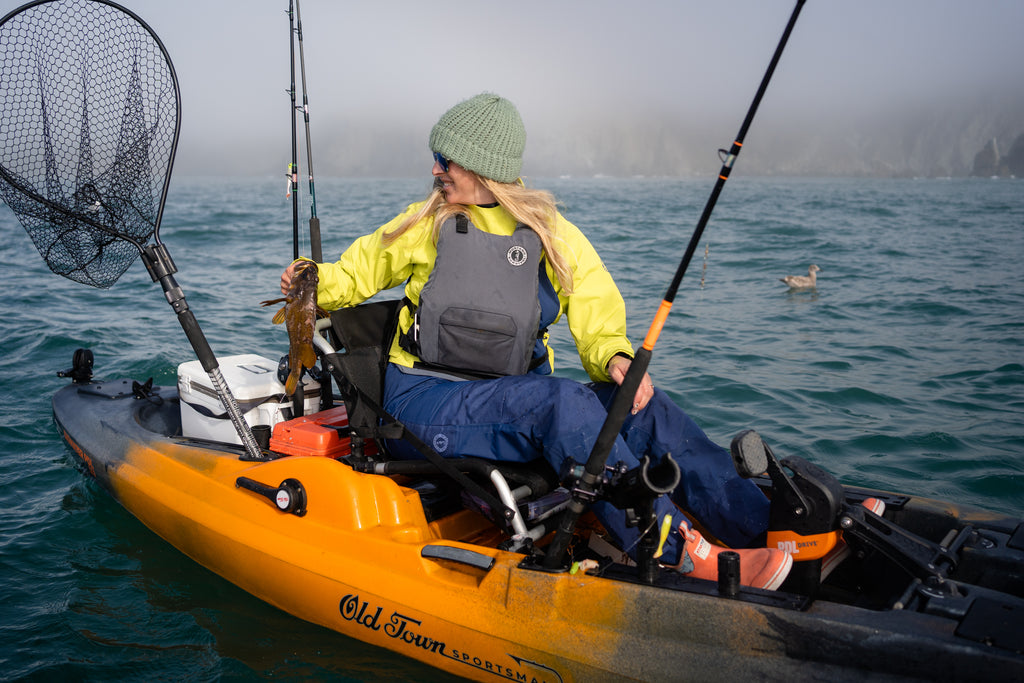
left=0, top=0, right=179, bottom=288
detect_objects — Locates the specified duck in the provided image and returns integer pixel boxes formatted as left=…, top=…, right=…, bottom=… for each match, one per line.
left=780, top=264, right=821, bottom=289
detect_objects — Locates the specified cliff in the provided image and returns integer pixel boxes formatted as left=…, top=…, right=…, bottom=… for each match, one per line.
left=972, top=134, right=1024, bottom=177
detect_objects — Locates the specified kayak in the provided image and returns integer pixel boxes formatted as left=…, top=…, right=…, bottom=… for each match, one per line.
left=9, top=0, right=1019, bottom=677
left=52, top=337, right=1024, bottom=683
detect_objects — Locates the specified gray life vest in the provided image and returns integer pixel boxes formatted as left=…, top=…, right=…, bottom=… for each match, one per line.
left=401, top=214, right=542, bottom=377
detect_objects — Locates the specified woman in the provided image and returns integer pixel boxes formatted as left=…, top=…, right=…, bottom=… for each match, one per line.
left=281, top=93, right=791, bottom=590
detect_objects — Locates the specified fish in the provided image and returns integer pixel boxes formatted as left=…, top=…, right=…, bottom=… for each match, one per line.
left=261, top=261, right=326, bottom=395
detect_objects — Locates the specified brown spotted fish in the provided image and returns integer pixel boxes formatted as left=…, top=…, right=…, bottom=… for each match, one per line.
left=261, top=261, right=326, bottom=395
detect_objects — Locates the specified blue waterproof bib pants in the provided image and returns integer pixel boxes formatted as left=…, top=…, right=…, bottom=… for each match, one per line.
left=383, top=364, right=770, bottom=564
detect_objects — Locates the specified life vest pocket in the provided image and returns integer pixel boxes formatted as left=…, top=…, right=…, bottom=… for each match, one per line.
left=435, top=307, right=521, bottom=376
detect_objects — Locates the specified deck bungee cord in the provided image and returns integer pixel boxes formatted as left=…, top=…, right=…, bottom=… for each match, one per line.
left=286, top=0, right=323, bottom=262
left=0, top=0, right=266, bottom=462
left=543, top=0, right=808, bottom=570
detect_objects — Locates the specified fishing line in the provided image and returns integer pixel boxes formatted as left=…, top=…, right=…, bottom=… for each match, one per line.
left=686, top=241, right=709, bottom=374
left=700, top=242, right=709, bottom=291
left=544, top=0, right=807, bottom=570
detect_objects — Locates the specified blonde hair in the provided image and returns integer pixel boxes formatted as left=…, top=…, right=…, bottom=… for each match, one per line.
left=383, top=176, right=575, bottom=294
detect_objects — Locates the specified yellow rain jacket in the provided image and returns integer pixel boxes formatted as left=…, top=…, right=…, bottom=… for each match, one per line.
left=315, top=201, right=633, bottom=383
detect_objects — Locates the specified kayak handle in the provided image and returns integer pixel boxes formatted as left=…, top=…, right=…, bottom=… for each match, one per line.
left=421, top=545, right=495, bottom=571
left=236, top=476, right=308, bottom=517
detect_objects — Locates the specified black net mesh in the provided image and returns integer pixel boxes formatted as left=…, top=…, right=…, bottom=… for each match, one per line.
left=0, top=0, right=179, bottom=288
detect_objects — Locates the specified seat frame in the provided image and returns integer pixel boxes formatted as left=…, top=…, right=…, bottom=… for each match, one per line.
left=309, top=301, right=565, bottom=549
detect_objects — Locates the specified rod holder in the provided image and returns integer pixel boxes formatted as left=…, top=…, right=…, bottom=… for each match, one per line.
left=718, top=551, right=740, bottom=597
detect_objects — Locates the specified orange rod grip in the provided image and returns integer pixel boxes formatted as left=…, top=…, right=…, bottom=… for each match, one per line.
left=643, top=300, right=673, bottom=350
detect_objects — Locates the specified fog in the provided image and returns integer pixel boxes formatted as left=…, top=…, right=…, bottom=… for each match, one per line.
left=3, top=0, right=1023, bottom=177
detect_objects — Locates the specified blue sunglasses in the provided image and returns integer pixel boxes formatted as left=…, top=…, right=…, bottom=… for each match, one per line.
left=432, top=152, right=450, bottom=172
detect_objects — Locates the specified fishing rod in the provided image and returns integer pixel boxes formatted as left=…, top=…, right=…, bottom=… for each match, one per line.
left=543, top=0, right=808, bottom=570
left=294, top=0, right=323, bottom=262
left=287, top=0, right=300, bottom=260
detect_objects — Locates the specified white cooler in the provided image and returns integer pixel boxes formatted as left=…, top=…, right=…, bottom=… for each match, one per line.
left=177, top=353, right=321, bottom=444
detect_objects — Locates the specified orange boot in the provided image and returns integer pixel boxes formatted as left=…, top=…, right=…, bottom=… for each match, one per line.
left=672, top=525, right=793, bottom=591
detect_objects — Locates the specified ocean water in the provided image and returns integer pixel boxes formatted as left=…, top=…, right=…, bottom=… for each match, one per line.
left=0, top=175, right=1022, bottom=681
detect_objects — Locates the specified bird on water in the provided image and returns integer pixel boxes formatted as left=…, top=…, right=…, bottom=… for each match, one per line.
left=780, top=264, right=821, bottom=289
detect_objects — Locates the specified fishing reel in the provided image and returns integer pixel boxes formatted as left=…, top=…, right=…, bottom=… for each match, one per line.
left=559, top=454, right=681, bottom=583
left=276, top=354, right=292, bottom=386
left=276, top=354, right=326, bottom=386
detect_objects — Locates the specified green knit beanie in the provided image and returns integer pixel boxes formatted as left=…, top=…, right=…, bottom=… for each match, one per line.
left=429, top=93, right=525, bottom=183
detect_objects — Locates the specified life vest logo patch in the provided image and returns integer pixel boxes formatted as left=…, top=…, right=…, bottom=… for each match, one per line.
left=506, top=245, right=528, bottom=267
left=432, top=433, right=449, bottom=453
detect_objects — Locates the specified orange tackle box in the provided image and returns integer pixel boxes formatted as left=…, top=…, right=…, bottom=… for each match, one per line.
left=270, top=405, right=378, bottom=459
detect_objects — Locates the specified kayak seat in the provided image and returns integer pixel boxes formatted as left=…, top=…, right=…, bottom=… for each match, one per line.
left=318, top=300, right=568, bottom=548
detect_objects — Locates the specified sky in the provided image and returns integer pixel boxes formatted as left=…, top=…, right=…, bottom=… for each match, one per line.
left=2, top=0, right=1024, bottom=177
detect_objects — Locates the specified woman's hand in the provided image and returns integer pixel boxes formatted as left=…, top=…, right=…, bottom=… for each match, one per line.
left=280, top=262, right=299, bottom=294
left=607, top=355, right=655, bottom=415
